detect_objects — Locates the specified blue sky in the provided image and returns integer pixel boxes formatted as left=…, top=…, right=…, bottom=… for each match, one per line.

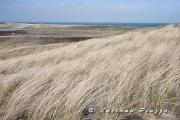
left=0, top=0, right=180, bottom=23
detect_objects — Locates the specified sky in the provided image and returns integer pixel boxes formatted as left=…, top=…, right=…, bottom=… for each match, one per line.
left=0, top=0, right=180, bottom=23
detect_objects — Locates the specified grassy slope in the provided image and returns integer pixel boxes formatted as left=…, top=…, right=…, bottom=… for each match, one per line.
left=0, top=25, right=180, bottom=120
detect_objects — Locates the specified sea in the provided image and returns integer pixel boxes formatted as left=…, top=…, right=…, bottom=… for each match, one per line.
left=19, top=22, right=169, bottom=28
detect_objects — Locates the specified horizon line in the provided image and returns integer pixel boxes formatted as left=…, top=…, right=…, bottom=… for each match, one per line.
left=0, top=21, right=177, bottom=24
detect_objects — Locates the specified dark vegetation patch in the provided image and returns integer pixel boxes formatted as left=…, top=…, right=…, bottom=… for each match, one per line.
left=0, top=30, right=27, bottom=36
left=30, top=37, right=93, bottom=45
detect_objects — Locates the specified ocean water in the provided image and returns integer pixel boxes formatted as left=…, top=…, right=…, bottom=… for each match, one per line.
left=21, top=22, right=169, bottom=28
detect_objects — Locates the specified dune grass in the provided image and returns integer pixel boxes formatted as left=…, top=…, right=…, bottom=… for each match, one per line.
left=0, top=25, right=180, bottom=120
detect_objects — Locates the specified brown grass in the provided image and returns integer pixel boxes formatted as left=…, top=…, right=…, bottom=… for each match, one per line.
left=0, top=25, right=180, bottom=120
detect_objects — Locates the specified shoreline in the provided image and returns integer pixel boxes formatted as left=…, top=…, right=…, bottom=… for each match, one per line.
left=0, top=22, right=169, bottom=28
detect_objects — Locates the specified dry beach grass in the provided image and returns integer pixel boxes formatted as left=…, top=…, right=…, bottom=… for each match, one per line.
left=0, top=24, right=180, bottom=120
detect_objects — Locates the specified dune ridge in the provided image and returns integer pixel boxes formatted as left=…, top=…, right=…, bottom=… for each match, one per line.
left=0, top=25, right=180, bottom=120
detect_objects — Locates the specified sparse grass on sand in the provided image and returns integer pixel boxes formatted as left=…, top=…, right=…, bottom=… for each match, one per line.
left=0, top=25, right=180, bottom=120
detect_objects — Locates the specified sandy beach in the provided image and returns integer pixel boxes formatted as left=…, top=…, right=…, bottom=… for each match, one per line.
left=0, top=23, right=134, bottom=60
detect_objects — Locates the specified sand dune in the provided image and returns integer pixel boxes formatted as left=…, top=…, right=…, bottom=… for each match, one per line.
left=0, top=25, right=180, bottom=120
